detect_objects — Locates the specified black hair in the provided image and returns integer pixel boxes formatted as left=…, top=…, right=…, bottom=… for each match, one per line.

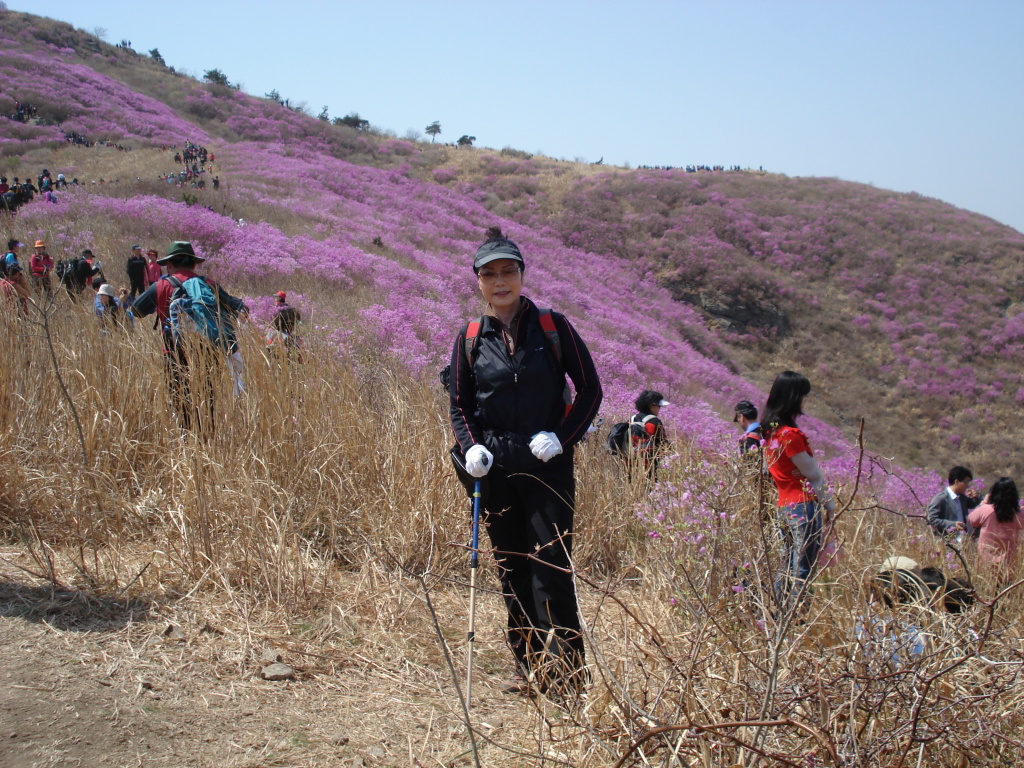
left=484, top=226, right=504, bottom=241
left=761, top=371, right=811, bottom=435
left=634, top=390, right=665, bottom=415
left=734, top=400, right=758, bottom=420
left=947, top=465, right=973, bottom=485
left=988, top=476, right=1020, bottom=524
left=7, top=238, right=18, bottom=250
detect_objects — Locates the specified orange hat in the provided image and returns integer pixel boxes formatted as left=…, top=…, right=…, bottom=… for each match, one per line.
left=276, top=291, right=287, bottom=300
left=34, top=239, right=45, bottom=248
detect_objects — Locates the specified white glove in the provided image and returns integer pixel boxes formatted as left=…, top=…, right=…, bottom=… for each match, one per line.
left=465, top=444, right=493, bottom=477
left=529, top=431, right=563, bottom=462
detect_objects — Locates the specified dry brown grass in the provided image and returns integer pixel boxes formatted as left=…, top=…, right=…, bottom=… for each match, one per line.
left=2, top=284, right=1022, bottom=767
left=1, top=115, right=1021, bottom=764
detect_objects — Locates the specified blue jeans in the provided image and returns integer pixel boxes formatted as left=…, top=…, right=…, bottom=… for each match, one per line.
left=776, top=501, right=823, bottom=609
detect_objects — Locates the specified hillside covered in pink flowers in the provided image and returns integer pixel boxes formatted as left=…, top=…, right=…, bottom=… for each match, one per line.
left=3, top=9, right=1023, bottom=503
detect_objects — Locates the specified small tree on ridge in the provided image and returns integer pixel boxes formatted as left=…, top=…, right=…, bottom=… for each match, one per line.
left=203, top=69, right=230, bottom=87
left=425, top=121, right=441, bottom=143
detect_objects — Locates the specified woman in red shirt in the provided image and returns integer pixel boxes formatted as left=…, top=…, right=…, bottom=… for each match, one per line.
left=761, top=371, right=835, bottom=611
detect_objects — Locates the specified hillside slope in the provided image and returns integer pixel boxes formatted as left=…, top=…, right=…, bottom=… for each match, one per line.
left=6, top=8, right=1022, bottom=486
left=5, top=14, right=1024, bottom=768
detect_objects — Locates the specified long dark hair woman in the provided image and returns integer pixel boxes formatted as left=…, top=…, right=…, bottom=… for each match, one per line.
left=968, top=477, right=1024, bottom=578
left=761, top=371, right=835, bottom=610
left=448, top=227, right=603, bottom=694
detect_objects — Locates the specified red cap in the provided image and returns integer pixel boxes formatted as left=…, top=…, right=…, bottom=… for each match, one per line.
left=276, top=291, right=287, bottom=299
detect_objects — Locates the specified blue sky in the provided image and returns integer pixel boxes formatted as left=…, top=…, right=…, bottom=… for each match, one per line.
left=10, top=0, right=1024, bottom=232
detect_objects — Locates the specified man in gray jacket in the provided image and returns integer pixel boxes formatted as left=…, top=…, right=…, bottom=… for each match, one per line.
left=926, top=465, right=980, bottom=537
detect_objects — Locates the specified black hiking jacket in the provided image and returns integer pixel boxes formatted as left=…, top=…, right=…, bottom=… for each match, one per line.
left=449, top=297, right=602, bottom=473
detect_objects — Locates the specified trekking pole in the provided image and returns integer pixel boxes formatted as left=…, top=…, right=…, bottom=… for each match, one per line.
left=466, top=479, right=482, bottom=707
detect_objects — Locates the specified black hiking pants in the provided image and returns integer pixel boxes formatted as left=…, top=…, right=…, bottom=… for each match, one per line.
left=128, top=275, right=147, bottom=300
left=479, top=461, right=584, bottom=686
left=164, top=345, right=216, bottom=435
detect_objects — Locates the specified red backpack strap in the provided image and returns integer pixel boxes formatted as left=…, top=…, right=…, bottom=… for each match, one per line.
left=538, top=308, right=573, bottom=418
left=463, top=316, right=483, bottom=363
left=537, top=308, right=562, bottom=365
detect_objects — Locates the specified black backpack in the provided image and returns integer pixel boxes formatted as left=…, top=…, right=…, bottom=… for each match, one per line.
left=55, top=259, right=77, bottom=284
left=606, top=422, right=631, bottom=456
left=607, top=414, right=657, bottom=457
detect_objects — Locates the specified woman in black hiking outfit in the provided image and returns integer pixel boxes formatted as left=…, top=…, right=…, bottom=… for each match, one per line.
left=449, top=227, right=602, bottom=694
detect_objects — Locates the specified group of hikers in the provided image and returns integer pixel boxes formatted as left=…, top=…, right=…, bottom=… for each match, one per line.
left=443, top=227, right=1023, bottom=697
left=729, top=387, right=1022, bottom=594
left=1, top=236, right=301, bottom=434
left=3, top=220, right=1020, bottom=702
left=635, top=164, right=761, bottom=173
left=9, top=100, right=38, bottom=123
left=1, top=169, right=63, bottom=212
left=165, top=142, right=218, bottom=188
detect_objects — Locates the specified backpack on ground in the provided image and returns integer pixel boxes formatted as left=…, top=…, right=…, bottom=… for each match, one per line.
left=166, top=275, right=237, bottom=351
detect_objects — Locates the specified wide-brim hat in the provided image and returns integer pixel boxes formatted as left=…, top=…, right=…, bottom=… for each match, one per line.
left=34, top=239, right=45, bottom=248
left=98, top=283, right=117, bottom=297
left=157, top=240, right=205, bottom=264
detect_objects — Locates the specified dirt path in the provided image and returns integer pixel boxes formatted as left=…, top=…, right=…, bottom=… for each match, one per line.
left=0, top=564, right=551, bottom=768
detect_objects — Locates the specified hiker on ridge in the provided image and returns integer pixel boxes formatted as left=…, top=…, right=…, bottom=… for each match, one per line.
left=734, top=399, right=762, bottom=455
left=94, top=283, right=132, bottom=330
left=3, top=239, right=22, bottom=276
left=146, top=249, right=162, bottom=285
left=448, top=226, right=602, bottom=695
left=629, top=389, right=670, bottom=479
left=63, top=250, right=103, bottom=300
left=967, top=477, right=1024, bottom=580
left=267, top=291, right=302, bottom=354
left=131, top=241, right=248, bottom=433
